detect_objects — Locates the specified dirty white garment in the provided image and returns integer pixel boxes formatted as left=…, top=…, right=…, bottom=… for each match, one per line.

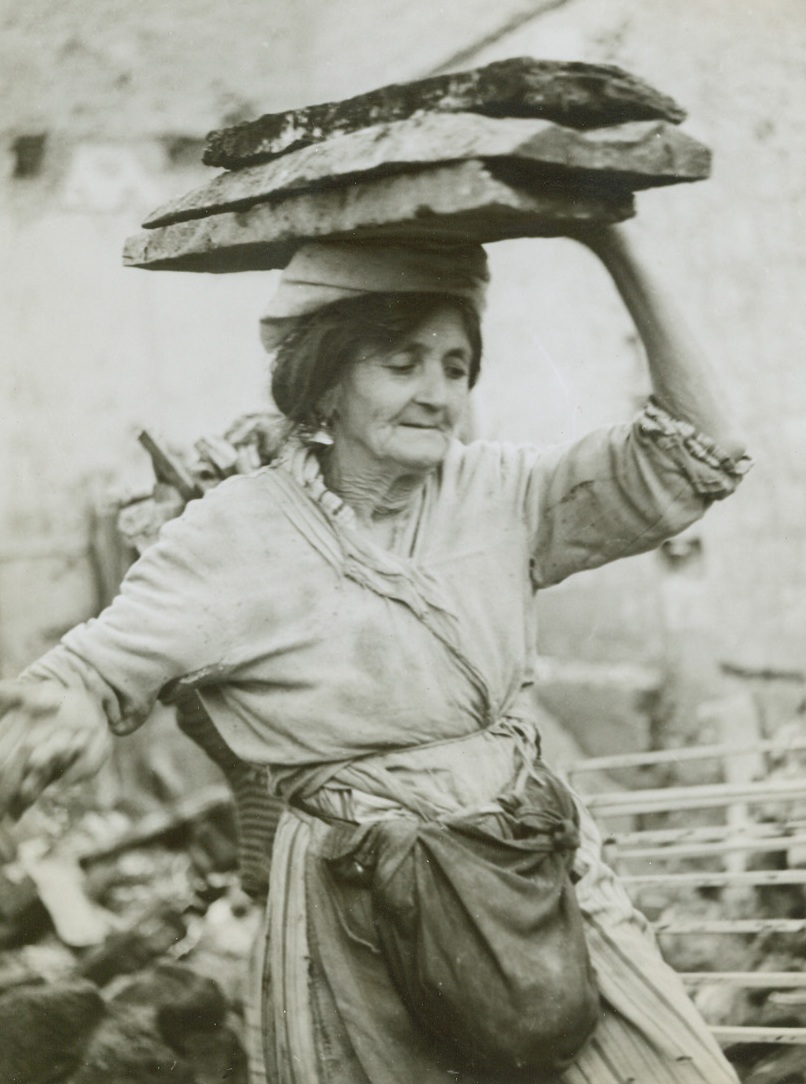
left=23, top=401, right=748, bottom=1083
left=25, top=401, right=747, bottom=772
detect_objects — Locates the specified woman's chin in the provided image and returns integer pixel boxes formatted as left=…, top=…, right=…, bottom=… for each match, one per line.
left=389, top=430, right=450, bottom=471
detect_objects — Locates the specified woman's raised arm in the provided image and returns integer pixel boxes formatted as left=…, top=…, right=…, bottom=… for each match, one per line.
left=572, top=224, right=746, bottom=460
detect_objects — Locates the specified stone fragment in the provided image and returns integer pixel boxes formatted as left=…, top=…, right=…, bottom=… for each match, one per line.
left=123, top=160, right=635, bottom=274
left=146, top=115, right=708, bottom=230
left=195, top=434, right=240, bottom=478
left=79, top=903, right=188, bottom=985
left=111, top=963, right=228, bottom=1041
left=138, top=429, right=203, bottom=501
left=0, top=868, right=50, bottom=949
left=0, top=969, right=248, bottom=1084
left=741, top=1046, right=806, bottom=1084
left=0, top=980, right=105, bottom=1084
left=19, top=845, right=114, bottom=948
left=69, top=1002, right=198, bottom=1084
left=105, top=966, right=249, bottom=1083
left=203, top=57, right=686, bottom=168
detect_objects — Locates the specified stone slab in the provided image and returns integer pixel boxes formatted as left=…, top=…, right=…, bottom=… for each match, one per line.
left=145, top=115, right=708, bottom=230
left=123, top=160, right=635, bottom=273
left=203, top=57, right=686, bottom=168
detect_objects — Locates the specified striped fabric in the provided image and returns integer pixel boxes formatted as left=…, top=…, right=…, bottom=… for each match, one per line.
left=174, top=692, right=281, bottom=898
left=243, top=802, right=740, bottom=1084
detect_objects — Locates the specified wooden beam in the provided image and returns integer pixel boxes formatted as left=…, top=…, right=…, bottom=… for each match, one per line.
left=587, top=777, right=806, bottom=816
left=615, top=831, right=806, bottom=862
left=622, top=869, right=806, bottom=888
left=608, top=822, right=806, bottom=848
left=654, top=919, right=806, bottom=934
left=681, top=972, right=806, bottom=987
left=710, top=1025, right=806, bottom=1045
left=568, top=736, right=806, bottom=775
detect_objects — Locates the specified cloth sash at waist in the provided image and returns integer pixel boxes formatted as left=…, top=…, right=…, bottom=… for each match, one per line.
left=274, top=715, right=544, bottom=824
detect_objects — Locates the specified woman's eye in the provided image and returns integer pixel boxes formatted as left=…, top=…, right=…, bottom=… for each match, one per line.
left=446, top=363, right=470, bottom=381
left=385, top=354, right=418, bottom=374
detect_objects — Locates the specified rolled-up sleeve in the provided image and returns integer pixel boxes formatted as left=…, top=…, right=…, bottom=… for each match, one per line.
left=524, top=399, right=751, bottom=590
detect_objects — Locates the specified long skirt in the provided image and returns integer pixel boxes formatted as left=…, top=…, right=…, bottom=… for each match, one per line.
left=242, top=797, right=740, bottom=1084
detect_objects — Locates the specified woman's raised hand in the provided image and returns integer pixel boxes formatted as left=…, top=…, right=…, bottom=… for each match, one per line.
left=0, top=680, right=113, bottom=819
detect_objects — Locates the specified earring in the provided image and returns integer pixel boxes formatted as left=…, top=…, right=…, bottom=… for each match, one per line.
left=307, top=409, right=334, bottom=446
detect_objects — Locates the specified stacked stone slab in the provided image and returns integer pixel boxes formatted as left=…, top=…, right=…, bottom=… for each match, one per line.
left=123, top=58, right=710, bottom=273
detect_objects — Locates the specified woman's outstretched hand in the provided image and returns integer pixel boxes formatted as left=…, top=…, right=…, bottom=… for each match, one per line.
left=0, top=681, right=113, bottom=819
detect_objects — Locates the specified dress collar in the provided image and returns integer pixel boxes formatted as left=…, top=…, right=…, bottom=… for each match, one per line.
left=275, top=434, right=358, bottom=528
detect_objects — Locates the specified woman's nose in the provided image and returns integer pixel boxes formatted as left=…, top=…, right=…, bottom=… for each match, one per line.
left=414, top=362, right=449, bottom=407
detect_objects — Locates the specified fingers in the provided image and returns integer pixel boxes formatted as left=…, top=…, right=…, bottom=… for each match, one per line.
left=60, top=728, right=113, bottom=785
left=0, top=736, right=33, bottom=820
left=11, top=759, right=64, bottom=819
left=0, top=680, right=65, bottom=718
left=0, top=736, right=107, bottom=821
left=24, top=684, right=69, bottom=715
left=0, top=704, right=33, bottom=815
left=0, top=714, right=51, bottom=818
left=0, top=681, right=26, bottom=714
left=0, top=686, right=112, bottom=819
left=17, top=721, right=110, bottom=796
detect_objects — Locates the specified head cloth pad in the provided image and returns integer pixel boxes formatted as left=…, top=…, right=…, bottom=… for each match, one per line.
left=260, top=241, right=489, bottom=350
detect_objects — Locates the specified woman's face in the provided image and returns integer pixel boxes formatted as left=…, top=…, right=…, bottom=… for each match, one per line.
left=328, top=305, right=474, bottom=476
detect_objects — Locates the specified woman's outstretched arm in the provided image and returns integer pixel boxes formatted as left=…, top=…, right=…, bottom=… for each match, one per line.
left=573, top=224, right=747, bottom=460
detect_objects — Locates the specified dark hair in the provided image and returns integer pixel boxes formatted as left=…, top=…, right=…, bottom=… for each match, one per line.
left=270, top=292, right=483, bottom=426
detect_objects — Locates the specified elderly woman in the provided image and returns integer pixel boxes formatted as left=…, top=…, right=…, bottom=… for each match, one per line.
left=0, top=226, right=747, bottom=1083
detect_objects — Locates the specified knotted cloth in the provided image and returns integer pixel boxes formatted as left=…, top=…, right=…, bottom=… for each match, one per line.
left=319, top=764, right=599, bottom=1077
left=259, top=240, right=489, bottom=351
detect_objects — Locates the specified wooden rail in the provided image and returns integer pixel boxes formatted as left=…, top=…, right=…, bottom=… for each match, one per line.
left=710, top=1026, right=806, bottom=1044
left=586, top=777, right=806, bottom=816
left=622, top=869, right=806, bottom=888
left=608, top=821, right=806, bottom=848
left=568, top=731, right=806, bottom=1046
left=614, top=831, right=806, bottom=862
left=680, top=972, right=806, bottom=988
left=565, top=736, right=806, bottom=774
left=654, top=919, right=806, bottom=935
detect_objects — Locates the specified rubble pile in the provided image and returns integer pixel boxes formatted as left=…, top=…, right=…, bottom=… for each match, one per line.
left=0, top=790, right=257, bottom=1083
left=122, top=57, right=711, bottom=273
left=117, top=413, right=287, bottom=555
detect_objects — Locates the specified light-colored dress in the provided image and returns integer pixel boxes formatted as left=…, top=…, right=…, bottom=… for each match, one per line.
left=25, top=401, right=749, bottom=1084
